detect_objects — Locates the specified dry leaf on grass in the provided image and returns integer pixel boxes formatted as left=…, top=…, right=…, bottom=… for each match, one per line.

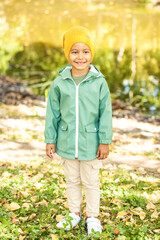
left=114, top=227, right=120, bottom=235
left=6, top=202, right=20, bottom=211
left=35, top=199, right=48, bottom=207
left=139, top=211, right=146, bottom=220
left=151, top=210, right=159, bottom=219
left=31, top=196, right=37, bottom=202
left=117, top=211, right=128, bottom=219
left=56, top=215, right=63, bottom=222
left=22, top=203, right=32, bottom=210
left=146, top=201, right=156, bottom=210
left=49, top=234, right=59, bottom=240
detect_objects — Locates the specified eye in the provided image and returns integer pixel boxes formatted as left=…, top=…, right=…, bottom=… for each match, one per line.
left=84, top=51, right=89, bottom=54
left=72, top=51, right=78, bottom=54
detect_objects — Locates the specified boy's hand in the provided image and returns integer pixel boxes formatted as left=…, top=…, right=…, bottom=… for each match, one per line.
left=46, top=144, right=56, bottom=159
left=97, top=144, right=109, bottom=160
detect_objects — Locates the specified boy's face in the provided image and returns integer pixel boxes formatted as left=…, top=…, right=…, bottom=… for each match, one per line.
left=69, top=42, right=92, bottom=76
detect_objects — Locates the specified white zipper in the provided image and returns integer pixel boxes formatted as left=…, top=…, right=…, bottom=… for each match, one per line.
left=74, top=76, right=90, bottom=158
left=75, top=85, right=79, bottom=158
left=64, top=76, right=91, bottom=158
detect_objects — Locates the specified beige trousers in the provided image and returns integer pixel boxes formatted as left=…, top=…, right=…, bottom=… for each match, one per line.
left=60, top=157, right=103, bottom=218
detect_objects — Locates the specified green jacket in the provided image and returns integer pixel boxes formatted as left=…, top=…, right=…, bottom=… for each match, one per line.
left=45, top=64, right=112, bottom=160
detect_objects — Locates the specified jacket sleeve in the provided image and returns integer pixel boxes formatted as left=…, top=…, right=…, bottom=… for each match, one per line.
left=44, top=81, right=61, bottom=144
left=98, top=79, right=112, bottom=144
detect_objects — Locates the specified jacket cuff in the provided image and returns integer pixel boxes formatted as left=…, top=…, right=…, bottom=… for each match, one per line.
left=99, top=139, right=112, bottom=144
left=45, top=138, right=56, bottom=144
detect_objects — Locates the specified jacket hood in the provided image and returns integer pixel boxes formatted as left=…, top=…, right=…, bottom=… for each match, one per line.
left=58, top=64, right=104, bottom=81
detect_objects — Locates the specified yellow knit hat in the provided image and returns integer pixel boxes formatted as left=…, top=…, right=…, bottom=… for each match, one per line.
left=63, top=26, right=95, bottom=61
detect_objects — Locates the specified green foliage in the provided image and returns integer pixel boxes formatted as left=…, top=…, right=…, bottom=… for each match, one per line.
left=122, top=194, right=148, bottom=208
left=7, top=42, right=67, bottom=95
left=1, top=41, right=160, bottom=112
left=93, top=48, right=132, bottom=93
left=0, top=39, right=22, bottom=74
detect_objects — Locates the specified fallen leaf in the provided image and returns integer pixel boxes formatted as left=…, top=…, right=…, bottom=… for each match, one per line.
left=31, top=196, right=37, bottom=202
left=34, top=182, right=43, bottom=189
left=19, top=236, right=25, bottom=240
left=146, top=201, right=156, bottom=210
left=20, top=190, right=29, bottom=198
left=22, top=203, right=32, bottom=211
left=120, top=184, right=135, bottom=190
left=56, top=215, right=63, bottom=222
left=117, top=211, right=128, bottom=218
left=114, top=227, right=120, bottom=235
left=28, top=213, right=36, bottom=221
left=2, top=228, right=7, bottom=234
left=115, top=236, right=126, bottom=240
left=7, top=202, right=20, bottom=211
left=151, top=210, right=159, bottom=219
left=134, top=207, right=143, bottom=212
left=2, top=171, right=12, bottom=178
left=137, top=168, right=146, bottom=174
left=111, top=198, right=122, bottom=208
left=18, top=228, right=25, bottom=235
left=50, top=234, right=59, bottom=240
left=130, top=172, right=138, bottom=180
left=153, top=229, right=160, bottom=233
left=139, top=211, right=146, bottom=220
left=35, top=199, right=48, bottom=207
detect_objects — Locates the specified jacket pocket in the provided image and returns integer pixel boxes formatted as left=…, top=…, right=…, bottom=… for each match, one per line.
left=85, top=124, right=99, bottom=153
left=85, top=125, right=99, bottom=132
left=57, top=122, right=68, bottom=151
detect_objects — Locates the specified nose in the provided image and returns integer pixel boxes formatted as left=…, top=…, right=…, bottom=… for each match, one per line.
left=77, top=52, right=83, bottom=59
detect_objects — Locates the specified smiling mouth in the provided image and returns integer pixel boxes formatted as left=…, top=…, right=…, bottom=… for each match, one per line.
left=75, top=62, right=86, bottom=65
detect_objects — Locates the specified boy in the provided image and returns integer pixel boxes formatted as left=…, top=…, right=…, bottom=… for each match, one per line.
left=45, top=26, right=112, bottom=234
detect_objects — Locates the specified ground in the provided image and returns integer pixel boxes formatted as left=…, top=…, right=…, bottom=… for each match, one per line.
left=0, top=101, right=160, bottom=240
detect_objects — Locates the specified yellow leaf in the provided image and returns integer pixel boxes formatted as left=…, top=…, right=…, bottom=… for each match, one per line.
left=116, top=236, right=126, bottom=240
left=31, top=196, right=37, bottom=202
left=19, top=236, right=25, bottom=240
left=151, top=210, right=159, bottom=219
left=63, top=202, right=68, bottom=209
left=153, top=229, right=160, bottom=233
left=2, top=228, right=7, bottom=234
left=2, top=171, right=12, bottom=178
left=114, top=227, right=120, bottom=235
left=130, top=172, right=138, bottom=180
left=50, top=234, right=59, bottom=240
left=134, top=207, right=143, bottom=212
left=146, top=201, right=156, bottom=210
left=35, top=199, right=48, bottom=207
left=8, top=202, right=20, bottom=211
left=34, top=182, right=43, bottom=189
left=120, top=184, right=135, bottom=190
left=139, top=212, right=146, bottom=220
left=21, top=191, right=29, bottom=198
left=117, top=211, right=128, bottom=218
left=22, top=203, right=32, bottom=211
left=111, top=198, right=122, bottom=208
left=28, top=213, right=36, bottom=221
left=18, top=228, right=25, bottom=235
left=56, top=215, right=63, bottom=222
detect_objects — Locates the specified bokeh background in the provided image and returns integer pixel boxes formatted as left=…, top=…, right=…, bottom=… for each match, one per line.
left=0, top=0, right=160, bottom=113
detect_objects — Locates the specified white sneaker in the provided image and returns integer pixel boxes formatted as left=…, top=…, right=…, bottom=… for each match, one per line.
left=56, top=213, right=81, bottom=230
left=87, top=217, right=103, bottom=234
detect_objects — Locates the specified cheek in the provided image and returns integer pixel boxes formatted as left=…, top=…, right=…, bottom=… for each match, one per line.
left=68, top=54, right=74, bottom=63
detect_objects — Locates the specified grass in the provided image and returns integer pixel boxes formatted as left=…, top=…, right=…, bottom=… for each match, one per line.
left=0, top=102, right=160, bottom=239
left=0, top=159, right=160, bottom=240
